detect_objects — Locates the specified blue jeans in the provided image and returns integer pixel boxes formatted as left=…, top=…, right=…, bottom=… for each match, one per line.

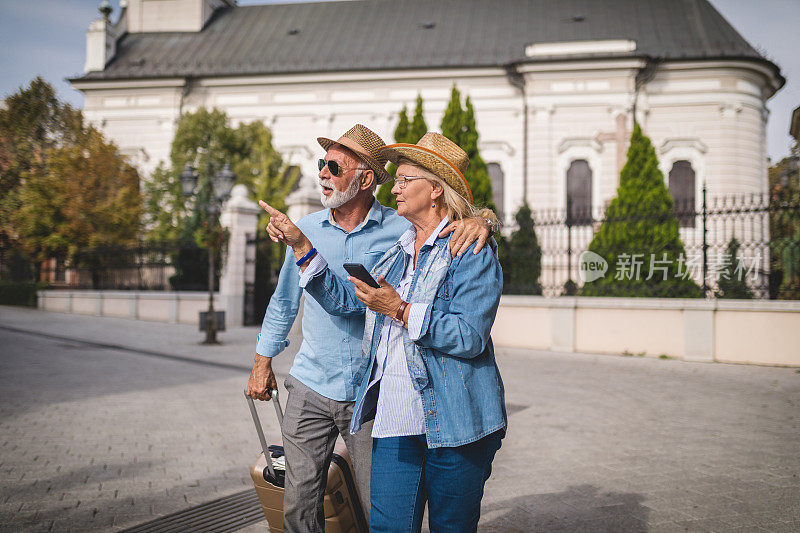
left=369, top=431, right=503, bottom=532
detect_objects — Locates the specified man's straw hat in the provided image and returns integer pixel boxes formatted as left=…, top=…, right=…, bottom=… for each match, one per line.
left=317, top=124, right=391, bottom=184
left=380, top=132, right=473, bottom=205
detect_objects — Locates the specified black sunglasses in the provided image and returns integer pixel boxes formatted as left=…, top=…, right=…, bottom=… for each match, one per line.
left=318, top=158, right=359, bottom=177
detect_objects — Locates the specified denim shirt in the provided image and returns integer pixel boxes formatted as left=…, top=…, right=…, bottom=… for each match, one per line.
left=304, top=231, right=507, bottom=448
left=255, top=199, right=410, bottom=401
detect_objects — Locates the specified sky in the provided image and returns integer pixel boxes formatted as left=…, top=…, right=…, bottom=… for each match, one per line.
left=0, top=0, right=797, bottom=161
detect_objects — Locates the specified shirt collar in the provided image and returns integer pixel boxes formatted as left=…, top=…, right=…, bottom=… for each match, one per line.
left=398, top=216, right=450, bottom=256
left=321, top=197, right=384, bottom=232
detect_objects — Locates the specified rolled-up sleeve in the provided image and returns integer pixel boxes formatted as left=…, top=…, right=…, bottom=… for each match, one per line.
left=407, top=303, right=429, bottom=341
left=298, top=253, right=327, bottom=288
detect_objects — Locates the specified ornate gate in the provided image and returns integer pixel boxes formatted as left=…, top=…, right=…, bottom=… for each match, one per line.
left=243, top=232, right=275, bottom=326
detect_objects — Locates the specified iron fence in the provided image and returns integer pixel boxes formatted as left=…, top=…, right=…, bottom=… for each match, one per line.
left=37, top=241, right=214, bottom=291
left=516, top=190, right=800, bottom=299
left=20, top=191, right=800, bottom=300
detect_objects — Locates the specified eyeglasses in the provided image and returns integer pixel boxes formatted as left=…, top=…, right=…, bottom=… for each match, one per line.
left=393, top=175, right=427, bottom=189
left=318, top=158, right=360, bottom=177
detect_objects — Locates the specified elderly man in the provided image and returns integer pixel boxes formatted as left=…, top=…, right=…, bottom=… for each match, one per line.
left=246, top=124, right=492, bottom=532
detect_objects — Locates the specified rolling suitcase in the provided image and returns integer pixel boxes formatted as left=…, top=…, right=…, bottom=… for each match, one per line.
left=245, top=390, right=368, bottom=533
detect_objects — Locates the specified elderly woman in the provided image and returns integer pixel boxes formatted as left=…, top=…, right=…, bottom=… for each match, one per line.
left=264, top=133, right=506, bottom=532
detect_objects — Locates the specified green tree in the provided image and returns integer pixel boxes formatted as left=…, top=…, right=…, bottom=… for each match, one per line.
left=500, top=203, right=542, bottom=294
left=144, top=107, right=297, bottom=288
left=440, top=85, right=494, bottom=210
left=232, top=120, right=298, bottom=219
left=1, top=78, right=141, bottom=275
left=768, top=146, right=800, bottom=299
left=145, top=108, right=297, bottom=241
left=377, top=94, right=429, bottom=208
left=0, top=77, right=85, bottom=275
left=142, top=163, right=184, bottom=242
left=238, top=120, right=300, bottom=279
left=409, top=93, right=428, bottom=142
left=163, top=108, right=241, bottom=243
left=715, top=238, right=753, bottom=299
left=377, top=105, right=408, bottom=208
left=580, top=124, right=701, bottom=297
left=12, top=127, right=141, bottom=260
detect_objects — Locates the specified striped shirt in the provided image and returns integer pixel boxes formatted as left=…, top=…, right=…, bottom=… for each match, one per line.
left=300, top=216, right=447, bottom=437
left=368, top=218, right=449, bottom=437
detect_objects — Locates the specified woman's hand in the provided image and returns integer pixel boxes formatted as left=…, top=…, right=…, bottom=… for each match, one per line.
left=349, top=275, right=404, bottom=317
left=259, top=200, right=314, bottom=261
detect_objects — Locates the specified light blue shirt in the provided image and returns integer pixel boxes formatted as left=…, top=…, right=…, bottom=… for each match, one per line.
left=256, top=199, right=410, bottom=401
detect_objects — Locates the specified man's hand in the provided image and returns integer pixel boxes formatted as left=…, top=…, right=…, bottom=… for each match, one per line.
left=439, top=217, right=491, bottom=257
left=259, top=200, right=314, bottom=259
left=246, top=354, right=277, bottom=401
left=349, top=275, right=403, bottom=317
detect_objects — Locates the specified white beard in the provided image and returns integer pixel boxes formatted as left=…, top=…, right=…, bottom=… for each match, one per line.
left=319, top=172, right=362, bottom=208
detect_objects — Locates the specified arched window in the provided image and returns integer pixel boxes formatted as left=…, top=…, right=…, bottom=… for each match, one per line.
left=487, top=162, right=504, bottom=219
left=669, top=160, right=695, bottom=227
left=566, top=159, right=592, bottom=225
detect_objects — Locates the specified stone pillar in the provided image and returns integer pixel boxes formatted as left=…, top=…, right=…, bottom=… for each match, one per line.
left=286, top=172, right=323, bottom=222
left=219, top=184, right=261, bottom=326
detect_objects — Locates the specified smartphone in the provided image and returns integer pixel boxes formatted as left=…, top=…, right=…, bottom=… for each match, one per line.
left=343, top=263, right=381, bottom=288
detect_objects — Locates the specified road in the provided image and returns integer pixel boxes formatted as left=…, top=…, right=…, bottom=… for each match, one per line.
left=0, top=306, right=798, bottom=532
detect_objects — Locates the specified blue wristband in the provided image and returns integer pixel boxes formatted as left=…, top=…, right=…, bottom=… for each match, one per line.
left=296, top=247, right=317, bottom=266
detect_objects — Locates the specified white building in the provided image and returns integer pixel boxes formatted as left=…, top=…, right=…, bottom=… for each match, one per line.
left=71, top=0, right=784, bottom=224
left=71, top=0, right=785, bottom=295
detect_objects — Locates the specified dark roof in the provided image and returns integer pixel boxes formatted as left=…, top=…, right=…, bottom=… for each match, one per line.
left=71, top=0, right=781, bottom=82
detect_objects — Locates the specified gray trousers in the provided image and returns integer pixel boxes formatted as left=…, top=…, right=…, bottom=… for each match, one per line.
left=281, top=374, right=372, bottom=533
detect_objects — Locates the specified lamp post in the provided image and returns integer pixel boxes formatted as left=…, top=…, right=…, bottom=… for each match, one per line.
left=181, top=161, right=236, bottom=344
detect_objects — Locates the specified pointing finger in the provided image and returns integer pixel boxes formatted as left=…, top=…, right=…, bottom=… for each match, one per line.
left=258, top=200, right=283, bottom=218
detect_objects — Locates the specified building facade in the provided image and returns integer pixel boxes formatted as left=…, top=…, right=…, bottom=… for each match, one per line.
left=70, top=0, right=784, bottom=299
left=71, top=0, right=783, bottom=225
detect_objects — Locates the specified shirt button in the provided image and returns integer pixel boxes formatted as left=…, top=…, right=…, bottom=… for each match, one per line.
left=428, top=410, right=434, bottom=415
left=343, top=338, right=349, bottom=343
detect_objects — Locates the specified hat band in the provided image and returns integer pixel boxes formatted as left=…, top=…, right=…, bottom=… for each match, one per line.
left=391, top=143, right=473, bottom=204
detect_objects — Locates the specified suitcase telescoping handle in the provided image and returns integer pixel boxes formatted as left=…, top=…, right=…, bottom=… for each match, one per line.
left=244, top=389, right=284, bottom=480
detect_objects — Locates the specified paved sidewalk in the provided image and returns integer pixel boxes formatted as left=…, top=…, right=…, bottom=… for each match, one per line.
left=0, top=305, right=798, bottom=532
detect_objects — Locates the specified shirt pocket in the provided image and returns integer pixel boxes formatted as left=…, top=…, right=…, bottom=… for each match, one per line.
left=433, top=277, right=453, bottom=312
left=363, top=250, right=385, bottom=270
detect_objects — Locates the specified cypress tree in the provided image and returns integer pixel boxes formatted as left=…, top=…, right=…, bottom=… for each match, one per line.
left=409, top=94, right=428, bottom=143
left=501, top=202, right=542, bottom=294
left=580, top=123, right=701, bottom=297
left=440, top=86, right=495, bottom=210
left=715, top=238, right=753, bottom=299
left=376, top=105, right=408, bottom=208
left=440, top=85, right=465, bottom=146
left=395, top=104, right=411, bottom=142
left=377, top=98, right=429, bottom=209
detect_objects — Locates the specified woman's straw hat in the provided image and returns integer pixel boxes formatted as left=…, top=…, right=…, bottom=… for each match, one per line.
left=317, top=124, right=391, bottom=184
left=380, top=132, right=473, bottom=205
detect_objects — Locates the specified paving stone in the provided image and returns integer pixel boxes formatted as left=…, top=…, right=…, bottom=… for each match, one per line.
left=1, top=306, right=798, bottom=532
